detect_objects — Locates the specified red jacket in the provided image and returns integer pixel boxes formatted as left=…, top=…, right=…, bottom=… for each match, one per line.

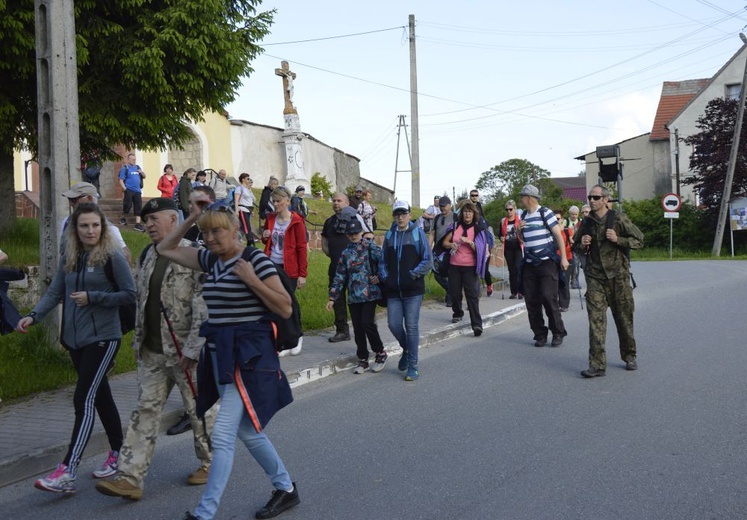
left=157, top=174, right=178, bottom=199
left=262, top=212, right=308, bottom=279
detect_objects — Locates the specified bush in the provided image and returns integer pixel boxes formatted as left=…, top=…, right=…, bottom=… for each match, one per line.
left=310, top=172, right=333, bottom=199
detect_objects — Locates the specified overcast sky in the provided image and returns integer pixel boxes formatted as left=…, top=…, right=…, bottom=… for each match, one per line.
left=226, top=0, right=747, bottom=206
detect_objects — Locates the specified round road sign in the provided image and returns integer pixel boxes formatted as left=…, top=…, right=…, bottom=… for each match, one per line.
left=661, top=193, right=681, bottom=212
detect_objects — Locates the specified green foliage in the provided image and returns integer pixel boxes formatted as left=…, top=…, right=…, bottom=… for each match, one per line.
left=621, top=197, right=712, bottom=252
left=0, top=0, right=274, bottom=157
left=683, top=97, right=747, bottom=214
left=310, top=172, right=333, bottom=200
left=0, top=217, right=40, bottom=267
left=475, top=158, right=551, bottom=202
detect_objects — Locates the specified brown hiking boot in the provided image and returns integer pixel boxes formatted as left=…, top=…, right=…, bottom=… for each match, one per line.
left=95, top=478, right=143, bottom=500
left=187, top=466, right=210, bottom=486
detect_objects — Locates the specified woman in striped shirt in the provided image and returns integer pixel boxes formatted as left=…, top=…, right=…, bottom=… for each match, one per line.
left=157, top=198, right=300, bottom=520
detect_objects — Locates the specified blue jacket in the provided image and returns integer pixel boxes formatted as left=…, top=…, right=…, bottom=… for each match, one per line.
left=379, top=222, right=432, bottom=299
left=197, top=320, right=293, bottom=432
left=329, top=238, right=382, bottom=304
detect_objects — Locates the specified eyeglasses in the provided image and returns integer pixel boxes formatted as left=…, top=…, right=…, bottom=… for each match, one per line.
left=393, top=212, right=410, bottom=217
left=587, top=195, right=604, bottom=201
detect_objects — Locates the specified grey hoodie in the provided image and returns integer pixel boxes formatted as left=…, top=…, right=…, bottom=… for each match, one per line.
left=32, top=251, right=135, bottom=349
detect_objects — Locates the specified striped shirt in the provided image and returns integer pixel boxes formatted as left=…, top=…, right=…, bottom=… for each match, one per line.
left=521, top=207, right=558, bottom=260
left=198, top=248, right=277, bottom=325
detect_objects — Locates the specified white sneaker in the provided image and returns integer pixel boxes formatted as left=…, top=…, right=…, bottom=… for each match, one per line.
left=92, top=450, right=118, bottom=478
left=35, top=464, right=76, bottom=493
left=353, top=360, right=369, bottom=374
left=288, top=336, right=303, bottom=356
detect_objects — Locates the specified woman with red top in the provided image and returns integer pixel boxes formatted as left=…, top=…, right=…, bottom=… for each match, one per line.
left=498, top=200, right=524, bottom=299
left=262, top=186, right=308, bottom=356
left=442, top=201, right=488, bottom=336
left=157, top=164, right=178, bottom=199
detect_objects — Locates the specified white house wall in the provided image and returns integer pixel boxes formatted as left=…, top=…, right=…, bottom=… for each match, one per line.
left=669, top=46, right=747, bottom=204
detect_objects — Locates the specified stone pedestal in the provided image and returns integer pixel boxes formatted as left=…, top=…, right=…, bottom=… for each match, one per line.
left=282, top=113, right=309, bottom=192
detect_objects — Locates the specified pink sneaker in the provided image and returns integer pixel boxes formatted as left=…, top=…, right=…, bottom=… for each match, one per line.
left=92, top=450, right=119, bottom=478
left=35, top=464, right=76, bottom=493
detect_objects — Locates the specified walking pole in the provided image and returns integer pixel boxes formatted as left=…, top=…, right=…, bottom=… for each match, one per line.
left=159, top=301, right=211, bottom=451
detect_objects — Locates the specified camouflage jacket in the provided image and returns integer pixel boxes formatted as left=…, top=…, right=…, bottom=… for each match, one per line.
left=133, top=239, right=207, bottom=364
left=573, top=210, right=644, bottom=280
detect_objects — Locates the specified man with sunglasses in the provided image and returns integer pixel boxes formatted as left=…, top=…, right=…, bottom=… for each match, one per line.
left=575, top=185, right=644, bottom=378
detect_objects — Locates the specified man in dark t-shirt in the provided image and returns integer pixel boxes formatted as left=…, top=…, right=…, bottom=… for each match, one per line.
left=322, top=193, right=353, bottom=342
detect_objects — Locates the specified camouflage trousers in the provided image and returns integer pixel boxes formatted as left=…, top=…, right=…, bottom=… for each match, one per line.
left=585, top=274, right=637, bottom=370
left=117, top=349, right=214, bottom=489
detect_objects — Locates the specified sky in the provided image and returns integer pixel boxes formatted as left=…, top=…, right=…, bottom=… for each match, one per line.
left=226, top=0, right=747, bottom=207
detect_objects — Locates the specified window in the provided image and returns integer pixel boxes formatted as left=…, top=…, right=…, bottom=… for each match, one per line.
left=726, top=84, right=741, bottom=100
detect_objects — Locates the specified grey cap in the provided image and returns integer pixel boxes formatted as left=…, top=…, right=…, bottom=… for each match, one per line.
left=519, top=184, right=541, bottom=200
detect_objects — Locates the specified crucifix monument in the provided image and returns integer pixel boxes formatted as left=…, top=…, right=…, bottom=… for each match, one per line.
left=275, top=61, right=309, bottom=192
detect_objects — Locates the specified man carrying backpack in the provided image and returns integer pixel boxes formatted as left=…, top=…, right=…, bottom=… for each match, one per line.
left=574, top=185, right=644, bottom=378
left=516, top=185, right=568, bottom=348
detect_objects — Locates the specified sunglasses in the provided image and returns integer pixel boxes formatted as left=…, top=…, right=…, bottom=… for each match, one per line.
left=206, top=201, right=232, bottom=212
left=505, top=208, right=514, bottom=211
left=588, top=195, right=604, bottom=201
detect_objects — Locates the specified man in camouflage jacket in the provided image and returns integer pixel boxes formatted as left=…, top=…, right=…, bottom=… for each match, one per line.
left=96, top=198, right=211, bottom=500
left=574, top=185, right=644, bottom=378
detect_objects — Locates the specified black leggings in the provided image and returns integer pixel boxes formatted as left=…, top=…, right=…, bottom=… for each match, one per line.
left=64, top=340, right=123, bottom=473
left=348, top=301, right=384, bottom=360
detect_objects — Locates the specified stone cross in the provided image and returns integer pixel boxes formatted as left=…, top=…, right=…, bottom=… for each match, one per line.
left=275, top=61, right=297, bottom=115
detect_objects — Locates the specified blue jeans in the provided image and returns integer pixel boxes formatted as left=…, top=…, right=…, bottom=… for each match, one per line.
left=194, top=352, right=292, bottom=520
left=386, top=294, right=423, bottom=370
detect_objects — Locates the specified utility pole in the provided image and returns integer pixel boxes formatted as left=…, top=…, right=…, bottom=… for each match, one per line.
left=393, top=115, right=412, bottom=198
left=713, top=35, right=747, bottom=256
left=35, top=0, right=81, bottom=340
left=408, top=14, right=420, bottom=208
left=674, top=128, right=681, bottom=197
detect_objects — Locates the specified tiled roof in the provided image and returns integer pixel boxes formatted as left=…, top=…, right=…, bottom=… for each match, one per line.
left=563, top=186, right=588, bottom=202
left=649, top=79, right=709, bottom=141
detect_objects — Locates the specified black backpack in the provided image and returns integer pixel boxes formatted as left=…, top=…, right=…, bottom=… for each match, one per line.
left=103, top=256, right=137, bottom=334
left=580, top=209, right=636, bottom=289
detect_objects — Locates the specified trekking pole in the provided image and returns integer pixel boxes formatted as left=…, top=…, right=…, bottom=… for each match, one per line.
left=159, top=301, right=211, bottom=451
left=577, top=281, right=584, bottom=310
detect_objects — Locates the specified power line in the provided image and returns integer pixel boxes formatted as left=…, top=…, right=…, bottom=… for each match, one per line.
left=262, top=26, right=406, bottom=46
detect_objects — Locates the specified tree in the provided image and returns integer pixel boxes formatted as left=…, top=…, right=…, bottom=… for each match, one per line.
left=475, top=158, right=551, bottom=202
left=683, top=97, right=747, bottom=213
left=0, top=0, right=274, bottom=230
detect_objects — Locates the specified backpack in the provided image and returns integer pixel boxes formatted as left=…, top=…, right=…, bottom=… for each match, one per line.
left=579, top=209, right=636, bottom=289
left=103, top=257, right=137, bottom=334
left=210, top=247, right=302, bottom=353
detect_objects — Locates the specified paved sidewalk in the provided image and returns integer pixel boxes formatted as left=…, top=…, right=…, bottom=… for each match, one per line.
left=0, top=281, right=525, bottom=487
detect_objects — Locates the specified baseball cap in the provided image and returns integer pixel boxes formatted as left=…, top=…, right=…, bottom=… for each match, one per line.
left=438, top=196, right=451, bottom=207
left=392, top=200, right=411, bottom=215
left=62, top=182, right=98, bottom=199
left=345, top=218, right=363, bottom=234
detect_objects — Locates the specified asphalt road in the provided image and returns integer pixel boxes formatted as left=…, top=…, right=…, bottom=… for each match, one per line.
left=2, top=261, right=746, bottom=520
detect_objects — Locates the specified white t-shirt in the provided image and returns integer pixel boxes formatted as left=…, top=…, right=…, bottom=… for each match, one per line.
left=236, top=185, right=255, bottom=211
left=270, top=218, right=291, bottom=264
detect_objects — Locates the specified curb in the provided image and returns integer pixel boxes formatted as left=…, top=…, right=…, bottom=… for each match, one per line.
left=286, top=303, right=525, bottom=387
